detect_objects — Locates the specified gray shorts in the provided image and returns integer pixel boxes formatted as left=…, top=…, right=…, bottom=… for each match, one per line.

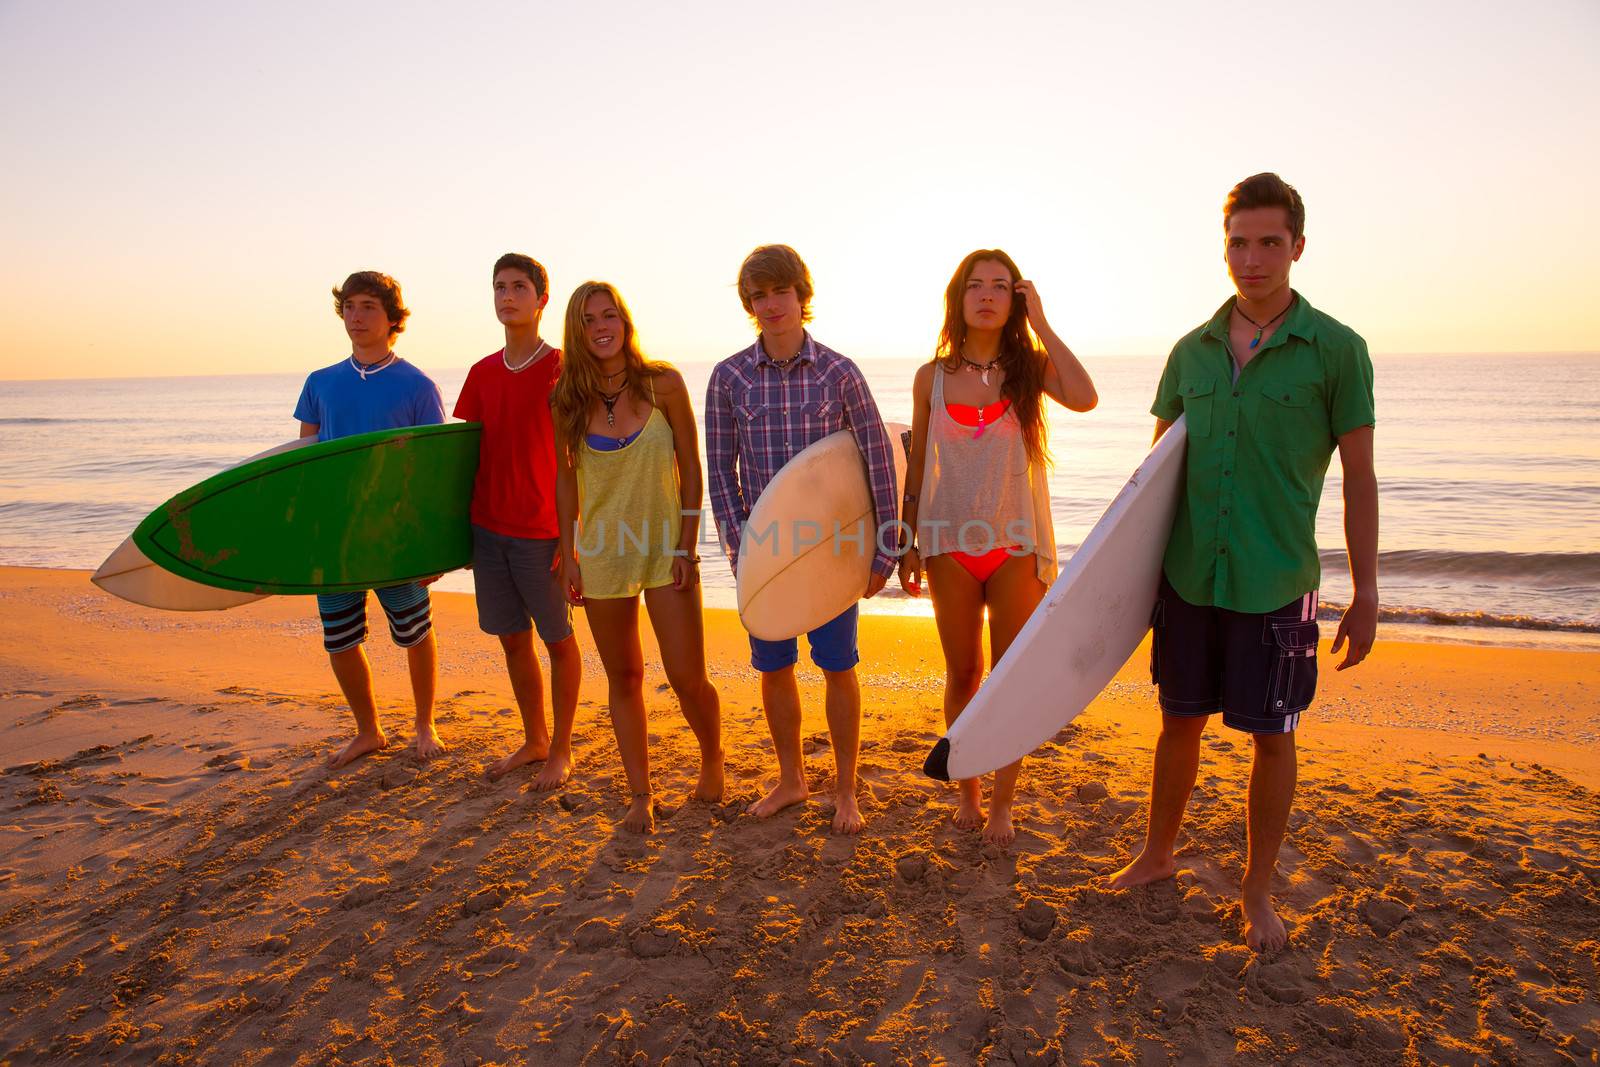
left=471, top=525, right=573, bottom=643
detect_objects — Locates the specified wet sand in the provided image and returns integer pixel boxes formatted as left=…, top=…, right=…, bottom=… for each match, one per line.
left=1, top=566, right=1596, bottom=1064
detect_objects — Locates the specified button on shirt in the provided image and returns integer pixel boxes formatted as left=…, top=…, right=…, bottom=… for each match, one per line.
left=1151, top=292, right=1375, bottom=613
left=705, top=333, right=900, bottom=578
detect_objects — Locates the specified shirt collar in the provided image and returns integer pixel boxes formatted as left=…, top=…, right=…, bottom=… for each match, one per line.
left=1203, top=289, right=1319, bottom=348
left=754, top=331, right=817, bottom=369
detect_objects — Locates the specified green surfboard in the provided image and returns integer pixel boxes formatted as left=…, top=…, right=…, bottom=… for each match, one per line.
left=132, top=423, right=482, bottom=595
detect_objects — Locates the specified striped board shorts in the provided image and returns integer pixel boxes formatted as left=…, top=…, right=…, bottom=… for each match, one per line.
left=315, top=582, right=433, bottom=654
left=1150, top=577, right=1320, bottom=734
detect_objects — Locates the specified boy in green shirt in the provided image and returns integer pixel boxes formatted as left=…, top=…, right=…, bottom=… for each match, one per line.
left=1110, top=173, right=1379, bottom=953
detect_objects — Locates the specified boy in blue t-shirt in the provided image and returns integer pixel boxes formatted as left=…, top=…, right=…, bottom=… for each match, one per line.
left=294, top=271, right=447, bottom=769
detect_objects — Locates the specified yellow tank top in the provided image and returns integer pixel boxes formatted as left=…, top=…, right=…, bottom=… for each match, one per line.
left=575, top=404, right=682, bottom=599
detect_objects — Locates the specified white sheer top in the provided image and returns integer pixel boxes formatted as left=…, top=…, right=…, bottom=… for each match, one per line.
left=916, top=366, right=1057, bottom=584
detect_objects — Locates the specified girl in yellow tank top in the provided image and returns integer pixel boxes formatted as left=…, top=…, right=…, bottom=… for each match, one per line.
left=550, top=282, right=723, bottom=833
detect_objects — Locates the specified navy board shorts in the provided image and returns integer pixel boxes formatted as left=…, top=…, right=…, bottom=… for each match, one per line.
left=317, top=582, right=433, bottom=654
left=1150, top=575, right=1320, bottom=734
left=749, top=604, right=860, bottom=674
left=471, top=525, right=573, bottom=643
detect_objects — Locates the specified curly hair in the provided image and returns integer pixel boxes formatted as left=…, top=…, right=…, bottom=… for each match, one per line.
left=331, top=271, right=409, bottom=337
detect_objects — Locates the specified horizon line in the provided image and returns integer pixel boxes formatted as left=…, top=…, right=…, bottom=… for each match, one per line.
left=5, top=349, right=1599, bottom=386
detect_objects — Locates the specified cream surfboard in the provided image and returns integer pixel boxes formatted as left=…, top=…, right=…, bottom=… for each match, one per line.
left=923, top=416, right=1189, bottom=781
left=736, top=422, right=909, bottom=642
left=90, top=437, right=314, bottom=611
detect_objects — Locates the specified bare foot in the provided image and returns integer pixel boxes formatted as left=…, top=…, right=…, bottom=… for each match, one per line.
left=488, top=740, right=551, bottom=780
left=623, top=795, right=655, bottom=833
left=413, top=721, right=445, bottom=761
left=1109, top=848, right=1177, bottom=889
left=1243, top=890, right=1288, bottom=952
left=328, top=730, right=387, bottom=769
left=531, top=747, right=573, bottom=791
left=747, top=778, right=809, bottom=818
left=981, top=804, right=1015, bottom=846
left=953, top=791, right=986, bottom=831
left=831, top=791, right=864, bottom=835
left=693, top=751, right=725, bottom=803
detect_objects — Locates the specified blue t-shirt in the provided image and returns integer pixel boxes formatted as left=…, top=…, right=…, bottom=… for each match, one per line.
left=293, top=357, right=446, bottom=442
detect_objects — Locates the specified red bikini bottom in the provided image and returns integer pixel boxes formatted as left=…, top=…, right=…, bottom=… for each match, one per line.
left=946, top=546, right=1021, bottom=584
left=939, top=398, right=1022, bottom=583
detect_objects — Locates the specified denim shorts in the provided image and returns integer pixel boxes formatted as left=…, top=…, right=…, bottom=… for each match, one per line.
left=316, top=582, right=432, bottom=654
left=471, top=525, right=573, bottom=643
left=748, top=604, right=860, bottom=674
left=1150, top=576, right=1320, bottom=734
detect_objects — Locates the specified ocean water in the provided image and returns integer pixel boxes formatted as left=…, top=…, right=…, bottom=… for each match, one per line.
left=2, top=353, right=1597, bottom=645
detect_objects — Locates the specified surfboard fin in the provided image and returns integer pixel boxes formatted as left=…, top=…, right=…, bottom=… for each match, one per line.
left=922, top=737, right=951, bottom=781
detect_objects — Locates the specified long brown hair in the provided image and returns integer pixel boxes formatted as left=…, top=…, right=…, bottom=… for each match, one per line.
left=935, top=249, right=1049, bottom=466
left=551, top=281, right=669, bottom=462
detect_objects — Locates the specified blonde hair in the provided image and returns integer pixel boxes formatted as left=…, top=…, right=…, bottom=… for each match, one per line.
left=552, top=281, right=669, bottom=462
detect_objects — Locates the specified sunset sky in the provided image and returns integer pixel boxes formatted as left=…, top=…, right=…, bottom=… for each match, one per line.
left=1, top=0, right=1596, bottom=381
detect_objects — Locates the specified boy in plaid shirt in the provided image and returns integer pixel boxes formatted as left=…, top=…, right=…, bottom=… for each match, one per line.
left=705, top=245, right=899, bottom=834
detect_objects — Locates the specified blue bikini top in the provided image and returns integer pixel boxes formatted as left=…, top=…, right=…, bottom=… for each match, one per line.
left=585, top=426, right=644, bottom=452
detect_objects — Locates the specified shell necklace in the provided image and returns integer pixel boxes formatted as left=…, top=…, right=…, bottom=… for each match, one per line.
left=349, top=352, right=396, bottom=380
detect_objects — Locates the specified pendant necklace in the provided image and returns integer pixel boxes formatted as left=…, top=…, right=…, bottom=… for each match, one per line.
left=504, top=339, right=549, bottom=373
left=349, top=352, right=396, bottom=380
left=599, top=387, right=624, bottom=427
left=1233, top=297, right=1294, bottom=350
left=973, top=401, right=990, bottom=441
left=959, top=353, right=1000, bottom=386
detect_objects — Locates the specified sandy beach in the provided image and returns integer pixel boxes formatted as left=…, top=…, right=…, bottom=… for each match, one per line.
left=1, top=564, right=1596, bottom=1064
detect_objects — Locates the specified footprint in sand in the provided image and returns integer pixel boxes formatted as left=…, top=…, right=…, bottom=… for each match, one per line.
left=573, top=917, right=619, bottom=950
left=1017, top=899, right=1057, bottom=940
left=1149, top=957, right=1207, bottom=1017
left=629, top=926, right=678, bottom=958
left=1247, top=958, right=1316, bottom=1004
left=1361, top=893, right=1410, bottom=936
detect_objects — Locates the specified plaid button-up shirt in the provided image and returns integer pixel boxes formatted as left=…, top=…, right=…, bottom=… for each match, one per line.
left=705, top=333, right=900, bottom=579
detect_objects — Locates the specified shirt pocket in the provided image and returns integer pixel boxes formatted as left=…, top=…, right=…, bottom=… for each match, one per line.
left=802, top=399, right=844, bottom=427
left=1252, top=382, right=1320, bottom=446
left=1177, top=376, right=1217, bottom=437
left=735, top=402, right=770, bottom=426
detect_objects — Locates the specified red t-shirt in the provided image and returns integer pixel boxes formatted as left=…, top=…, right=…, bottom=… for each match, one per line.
left=453, top=347, right=562, bottom=539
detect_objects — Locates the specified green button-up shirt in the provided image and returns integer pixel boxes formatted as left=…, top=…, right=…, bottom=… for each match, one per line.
left=1151, top=292, right=1375, bottom=613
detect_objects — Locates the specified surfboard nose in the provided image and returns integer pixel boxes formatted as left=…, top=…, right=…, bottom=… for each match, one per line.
left=922, top=736, right=952, bottom=781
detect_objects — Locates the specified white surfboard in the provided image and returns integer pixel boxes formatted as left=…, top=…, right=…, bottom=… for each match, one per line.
left=924, top=416, right=1189, bottom=781
left=736, top=422, right=909, bottom=642
left=90, top=437, right=314, bottom=611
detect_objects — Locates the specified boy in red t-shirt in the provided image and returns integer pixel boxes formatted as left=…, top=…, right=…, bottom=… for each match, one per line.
left=453, top=253, right=582, bottom=786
